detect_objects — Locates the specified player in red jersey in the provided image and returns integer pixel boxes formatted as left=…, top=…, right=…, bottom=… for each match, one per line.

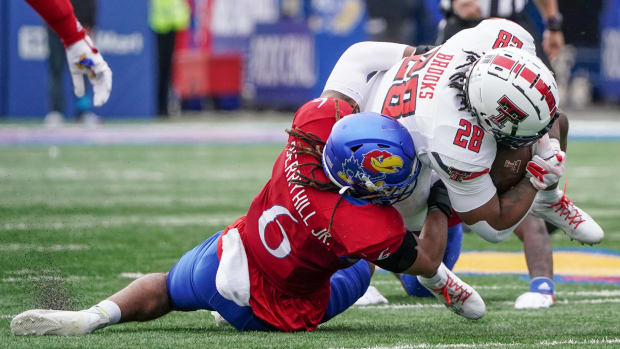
left=25, top=0, right=112, bottom=106
left=11, top=98, right=485, bottom=336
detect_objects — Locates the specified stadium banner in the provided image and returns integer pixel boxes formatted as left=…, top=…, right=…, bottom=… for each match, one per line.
left=0, top=1, right=7, bottom=116
left=600, top=0, right=620, bottom=101
left=4, top=0, right=155, bottom=118
left=247, top=21, right=316, bottom=107
left=246, top=0, right=367, bottom=108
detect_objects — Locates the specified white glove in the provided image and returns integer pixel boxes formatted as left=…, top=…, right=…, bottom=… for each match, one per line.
left=65, top=35, right=112, bottom=106
left=525, top=151, right=566, bottom=190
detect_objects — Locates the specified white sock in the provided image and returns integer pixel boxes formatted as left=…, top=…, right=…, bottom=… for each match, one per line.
left=89, top=300, right=121, bottom=325
left=537, top=187, right=562, bottom=203
left=417, top=263, right=447, bottom=289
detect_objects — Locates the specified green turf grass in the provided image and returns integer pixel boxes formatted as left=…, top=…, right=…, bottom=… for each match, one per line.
left=1, top=142, right=619, bottom=348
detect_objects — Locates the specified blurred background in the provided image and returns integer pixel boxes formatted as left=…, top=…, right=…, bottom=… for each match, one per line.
left=0, top=0, right=618, bottom=121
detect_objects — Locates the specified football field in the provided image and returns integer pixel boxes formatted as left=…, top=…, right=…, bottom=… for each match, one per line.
left=1, top=123, right=620, bottom=348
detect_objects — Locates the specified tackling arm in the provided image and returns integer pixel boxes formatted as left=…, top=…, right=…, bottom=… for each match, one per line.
left=454, top=151, right=565, bottom=243
left=458, top=178, right=537, bottom=242
left=532, top=0, right=564, bottom=60
left=25, top=0, right=85, bottom=47
left=25, top=0, right=112, bottom=106
left=321, top=42, right=415, bottom=112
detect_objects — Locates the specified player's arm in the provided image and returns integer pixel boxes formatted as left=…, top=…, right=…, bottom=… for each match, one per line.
left=321, top=42, right=415, bottom=112
left=439, top=154, right=564, bottom=243
left=458, top=176, right=538, bottom=239
left=25, top=0, right=85, bottom=46
left=25, top=0, right=112, bottom=106
left=373, top=181, right=452, bottom=276
left=532, top=0, right=564, bottom=60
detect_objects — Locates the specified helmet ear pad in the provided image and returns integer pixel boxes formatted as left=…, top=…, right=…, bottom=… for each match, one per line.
left=466, top=47, right=560, bottom=148
left=322, top=113, right=421, bottom=205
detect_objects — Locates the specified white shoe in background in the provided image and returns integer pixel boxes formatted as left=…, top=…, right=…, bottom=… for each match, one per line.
left=515, top=292, right=554, bottom=309
left=354, top=285, right=389, bottom=306
left=44, top=111, right=65, bottom=128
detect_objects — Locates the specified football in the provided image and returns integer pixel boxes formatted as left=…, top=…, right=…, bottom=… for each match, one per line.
left=490, top=145, right=532, bottom=194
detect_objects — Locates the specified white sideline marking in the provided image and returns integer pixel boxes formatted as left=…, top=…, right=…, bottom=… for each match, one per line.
left=0, top=314, right=14, bottom=319
left=0, top=243, right=88, bottom=252
left=119, top=272, right=146, bottom=279
left=357, top=338, right=620, bottom=349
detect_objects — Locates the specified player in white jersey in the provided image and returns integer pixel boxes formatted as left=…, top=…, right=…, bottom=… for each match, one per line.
left=322, top=18, right=603, bottom=307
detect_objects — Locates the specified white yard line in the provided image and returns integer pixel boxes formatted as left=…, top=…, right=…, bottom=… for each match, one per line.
left=0, top=243, right=88, bottom=252
left=357, top=297, right=620, bottom=310
left=354, top=303, right=445, bottom=310
left=119, top=272, right=146, bottom=279
left=556, top=290, right=620, bottom=297
left=1, top=214, right=238, bottom=232
left=1, top=275, right=89, bottom=283
left=357, top=338, right=620, bottom=349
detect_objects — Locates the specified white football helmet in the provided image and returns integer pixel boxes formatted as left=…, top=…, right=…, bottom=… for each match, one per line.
left=466, top=47, right=560, bottom=149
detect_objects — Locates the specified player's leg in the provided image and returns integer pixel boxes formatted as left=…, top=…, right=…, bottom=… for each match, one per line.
left=322, top=260, right=373, bottom=323
left=12, top=231, right=274, bottom=335
left=532, top=112, right=604, bottom=244
left=513, top=215, right=555, bottom=309
left=10, top=231, right=224, bottom=336
left=400, top=223, right=463, bottom=297
left=10, top=272, right=169, bottom=336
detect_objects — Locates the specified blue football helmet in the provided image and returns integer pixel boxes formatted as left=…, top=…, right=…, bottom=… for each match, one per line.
left=322, top=112, right=421, bottom=205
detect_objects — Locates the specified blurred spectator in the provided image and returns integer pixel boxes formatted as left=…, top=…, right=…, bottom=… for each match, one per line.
left=366, top=0, right=438, bottom=46
left=45, top=0, right=98, bottom=126
left=149, top=0, right=190, bottom=117
left=437, top=0, right=564, bottom=67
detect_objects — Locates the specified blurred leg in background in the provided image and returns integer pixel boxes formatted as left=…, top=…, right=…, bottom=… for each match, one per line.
left=156, top=31, right=177, bottom=117
left=45, top=0, right=99, bottom=126
left=45, top=27, right=66, bottom=127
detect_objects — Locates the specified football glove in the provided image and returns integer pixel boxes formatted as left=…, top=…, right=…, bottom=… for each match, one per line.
left=66, top=35, right=112, bottom=106
left=526, top=151, right=566, bottom=190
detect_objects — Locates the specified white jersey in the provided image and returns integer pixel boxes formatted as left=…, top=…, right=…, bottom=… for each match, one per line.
left=362, top=19, right=536, bottom=213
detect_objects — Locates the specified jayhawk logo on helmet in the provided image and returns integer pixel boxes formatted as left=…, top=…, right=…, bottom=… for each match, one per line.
left=362, top=150, right=404, bottom=174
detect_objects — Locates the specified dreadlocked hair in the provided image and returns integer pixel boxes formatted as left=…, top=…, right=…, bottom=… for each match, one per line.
left=284, top=128, right=340, bottom=193
left=449, top=50, right=481, bottom=112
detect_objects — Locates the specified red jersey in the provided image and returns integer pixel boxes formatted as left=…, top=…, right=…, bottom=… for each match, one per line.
left=228, top=98, right=407, bottom=331
left=26, top=0, right=86, bottom=47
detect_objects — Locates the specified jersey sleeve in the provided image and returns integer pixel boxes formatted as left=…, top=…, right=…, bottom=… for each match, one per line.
left=323, top=42, right=409, bottom=106
left=428, top=152, right=496, bottom=212
left=26, top=0, right=86, bottom=47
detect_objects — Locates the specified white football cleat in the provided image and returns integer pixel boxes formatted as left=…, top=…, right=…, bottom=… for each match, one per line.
left=11, top=309, right=108, bottom=336
left=354, top=286, right=389, bottom=306
left=417, top=263, right=485, bottom=320
left=531, top=189, right=604, bottom=245
left=210, top=311, right=230, bottom=327
left=514, top=292, right=554, bottom=309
